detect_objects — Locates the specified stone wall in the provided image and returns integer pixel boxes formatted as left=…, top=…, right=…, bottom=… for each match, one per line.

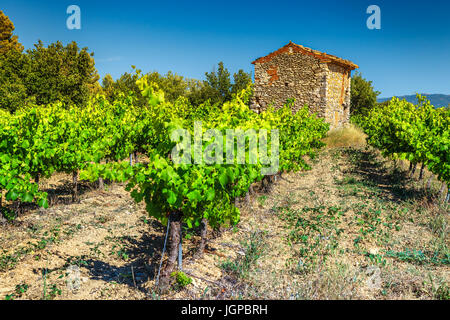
left=251, top=48, right=328, bottom=117
left=325, top=64, right=351, bottom=129
left=251, top=45, right=355, bottom=130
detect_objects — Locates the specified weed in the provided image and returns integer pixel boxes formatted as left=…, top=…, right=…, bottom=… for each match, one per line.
left=63, top=223, right=82, bottom=236
left=111, top=244, right=129, bottom=261
left=293, top=262, right=360, bottom=299
left=365, top=252, right=387, bottom=266
left=171, top=271, right=192, bottom=289
left=385, top=249, right=449, bottom=266
left=65, top=255, right=89, bottom=268
left=257, top=195, right=268, bottom=207
left=89, top=242, right=105, bottom=258
left=44, top=284, right=61, bottom=300
left=1, top=207, right=17, bottom=221
left=95, top=216, right=108, bottom=224
left=277, top=205, right=344, bottom=273
left=427, top=214, right=448, bottom=237
left=432, top=281, right=450, bottom=300
left=4, top=283, right=29, bottom=300
left=221, top=230, right=267, bottom=279
left=106, top=236, right=131, bottom=261
left=140, top=216, right=150, bottom=224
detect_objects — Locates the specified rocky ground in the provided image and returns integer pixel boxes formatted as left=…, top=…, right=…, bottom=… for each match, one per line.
left=0, top=146, right=448, bottom=300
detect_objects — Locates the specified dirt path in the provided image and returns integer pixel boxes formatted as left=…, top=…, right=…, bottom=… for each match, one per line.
left=1, top=147, right=448, bottom=300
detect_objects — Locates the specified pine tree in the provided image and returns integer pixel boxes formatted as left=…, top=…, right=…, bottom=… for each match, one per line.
left=0, top=10, right=24, bottom=54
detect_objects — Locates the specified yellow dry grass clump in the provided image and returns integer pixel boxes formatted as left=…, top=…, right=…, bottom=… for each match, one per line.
left=323, top=124, right=367, bottom=148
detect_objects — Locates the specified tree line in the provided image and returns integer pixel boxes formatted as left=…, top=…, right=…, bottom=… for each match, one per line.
left=0, top=10, right=252, bottom=113
left=1, top=9, right=386, bottom=119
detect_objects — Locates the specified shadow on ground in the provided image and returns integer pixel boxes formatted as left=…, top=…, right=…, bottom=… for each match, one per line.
left=80, top=227, right=165, bottom=293
left=341, top=147, right=436, bottom=203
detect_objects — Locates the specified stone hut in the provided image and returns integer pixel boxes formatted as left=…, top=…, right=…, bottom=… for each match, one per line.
left=250, top=41, right=359, bottom=129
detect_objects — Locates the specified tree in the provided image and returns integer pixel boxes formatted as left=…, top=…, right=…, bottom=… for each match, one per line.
left=187, top=62, right=251, bottom=106
left=350, top=71, right=380, bottom=116
left=100, top=63, right=251, bottom=108
left=102, top=69, right=193, bottom=107
left=101, top=68, right=148, bottom=107
left=101, top=73, right=114, bottom=97
left=204, top=61, right=232, bottom=104
left=0, top=10, right=23, bottom=55
left=0, top=14, right=101, bottom=111
left=25, top=40, right=100, bottom=107
left=156, top=71, right=188, bottom=103
left=186, top=79, right=209, bottom=106
left=0, top=11, right=28, bottom=112
left=0, top=49, right=32, bottom=112
left=232, top=69, right=252, bottom=95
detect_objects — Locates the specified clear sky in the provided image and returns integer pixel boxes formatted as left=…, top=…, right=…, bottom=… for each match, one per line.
left=2, top=0, right=449, bottom=97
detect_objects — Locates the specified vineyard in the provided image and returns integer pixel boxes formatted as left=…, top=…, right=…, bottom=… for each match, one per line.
left=1, top=0, right=449, bottom=304
left=355, top=95, right=450, bottom=201
left=0, top=76, right=329, bottom=292
left=0, top=78, right=448, bottom=299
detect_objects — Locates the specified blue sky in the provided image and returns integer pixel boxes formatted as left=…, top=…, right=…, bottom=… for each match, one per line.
left=2, top=0, right=449, bottom=97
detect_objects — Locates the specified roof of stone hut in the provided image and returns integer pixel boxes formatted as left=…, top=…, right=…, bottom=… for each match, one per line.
left=252, top=41, right=359, bottom=70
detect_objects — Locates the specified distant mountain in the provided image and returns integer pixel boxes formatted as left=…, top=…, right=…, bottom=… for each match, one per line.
left=378, top=94, right=450, bottom=108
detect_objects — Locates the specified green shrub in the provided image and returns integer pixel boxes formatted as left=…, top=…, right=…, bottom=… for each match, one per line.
left=171, top=271, right=192, bottom=288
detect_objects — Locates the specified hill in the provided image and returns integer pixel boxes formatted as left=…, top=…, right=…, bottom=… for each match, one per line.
left=378, top=94, right=450, bottom=108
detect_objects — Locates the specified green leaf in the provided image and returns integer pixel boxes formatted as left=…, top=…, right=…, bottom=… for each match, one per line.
left=167, top=191, right=177, bottom=205
left=218, top=171, right=228, bottom=187
left=37, top=198, right=49, bottom=209
left=21, top=140, right=30, bottom=149
left=206, top=188, right=215, bottom=201
left=6, top=190, right=19, bottom=201
left=22, top=192, right=34, bottom=203
left=187, top=190, right=202, bottom=202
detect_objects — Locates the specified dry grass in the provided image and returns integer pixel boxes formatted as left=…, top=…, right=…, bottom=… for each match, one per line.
left=323, top=124, right=367, bottom=148
left=292, top=261, right=363, bottom=300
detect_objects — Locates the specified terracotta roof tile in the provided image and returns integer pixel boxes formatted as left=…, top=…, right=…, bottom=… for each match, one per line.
left=252, top=41, right=359, bottom=70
